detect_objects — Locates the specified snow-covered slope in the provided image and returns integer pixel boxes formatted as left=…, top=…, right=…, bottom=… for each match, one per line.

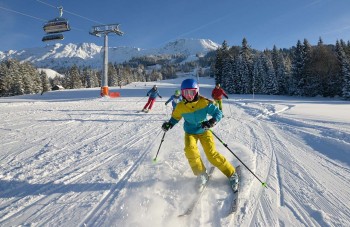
left=0, top=39, right=219, bottom=69
left=37, top=68, right=64, bottom=78
left=0, top=77, right=349, bottom=227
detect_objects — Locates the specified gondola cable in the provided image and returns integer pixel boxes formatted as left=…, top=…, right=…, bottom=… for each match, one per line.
left=36, top=0, right=104, bottom=25
left=0, top=6, right=46, bottom=22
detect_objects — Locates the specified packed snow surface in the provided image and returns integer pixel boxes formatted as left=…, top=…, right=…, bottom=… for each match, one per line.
left=0, top=77, right=349, bottom=227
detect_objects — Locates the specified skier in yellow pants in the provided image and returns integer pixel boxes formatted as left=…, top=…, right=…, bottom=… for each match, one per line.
left=161, top=79, right=239, bottom=191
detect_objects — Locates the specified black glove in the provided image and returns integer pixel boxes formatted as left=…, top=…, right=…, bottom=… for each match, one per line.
left=146, top=94, right=149, bottom=96
left=201, top=118, right=216, bottom=130
left=225, top=95, right=229, bottom=99
left=162, top=122, right=173, bottom=132
left=159, top=96, right=162, bottom=98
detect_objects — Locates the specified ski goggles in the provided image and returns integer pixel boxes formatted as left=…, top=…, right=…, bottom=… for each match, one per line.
left=181, top=88, right=198, bottom=101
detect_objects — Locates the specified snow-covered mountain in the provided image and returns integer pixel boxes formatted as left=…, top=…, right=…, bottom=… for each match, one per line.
left=0, top=39, right=219, bottom=69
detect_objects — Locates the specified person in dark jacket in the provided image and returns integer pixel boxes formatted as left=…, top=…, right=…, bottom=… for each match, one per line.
left=142, top=85, right=162, bottom=112
left=211, top=83, right=228, bottom=114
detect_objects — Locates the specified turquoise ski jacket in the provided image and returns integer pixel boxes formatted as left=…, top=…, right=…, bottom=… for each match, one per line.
left=169, top=96, right=222, bottom=134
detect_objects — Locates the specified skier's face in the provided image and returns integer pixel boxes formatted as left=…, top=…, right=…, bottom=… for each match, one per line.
left=182, top=88, right=198, bottom=101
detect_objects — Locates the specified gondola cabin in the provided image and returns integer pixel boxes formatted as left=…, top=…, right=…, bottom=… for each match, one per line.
left=43, top=17, right=70, bottom=34
left=42, top=34, right=64, bottom=42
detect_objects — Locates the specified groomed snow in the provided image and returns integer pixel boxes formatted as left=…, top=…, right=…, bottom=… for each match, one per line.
left=0, top=77, right=349, bottom=227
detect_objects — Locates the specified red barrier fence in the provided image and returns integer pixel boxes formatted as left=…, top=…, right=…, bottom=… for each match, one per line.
left=109, top=92, right=121, bottom=98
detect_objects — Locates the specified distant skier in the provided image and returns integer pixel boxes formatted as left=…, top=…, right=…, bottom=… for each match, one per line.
left=165, top=90, right=182, bottom=111
left=211, top=83, right=228, bottom=115
left=161, top=78, right=239, bottom=191
left=142, top=85, right=162, bottom=112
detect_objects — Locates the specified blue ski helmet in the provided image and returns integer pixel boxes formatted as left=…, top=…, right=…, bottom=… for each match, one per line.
left=181, top=79, right=199, bottom=101
left=181, top=79, right=199, bottom=90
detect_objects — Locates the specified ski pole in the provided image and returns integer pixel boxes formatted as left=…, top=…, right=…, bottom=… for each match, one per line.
left=153, top=131, right=167, bottom=162
left=209, top=129, right=268, bottom=189
left=136, top=96, right=147, bottom=104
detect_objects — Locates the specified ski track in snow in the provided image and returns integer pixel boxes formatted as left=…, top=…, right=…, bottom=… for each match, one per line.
left=230, top=100, right=350, bottom=227
left=0, top=79, right=350, bottom=227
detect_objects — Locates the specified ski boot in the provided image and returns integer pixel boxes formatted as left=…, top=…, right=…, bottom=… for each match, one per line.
left=229, top=172, right=239, bottom=192
left=197, top=170, right=209, bottom=191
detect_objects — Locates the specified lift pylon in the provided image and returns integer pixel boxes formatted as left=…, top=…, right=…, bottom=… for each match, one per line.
left=90, top=24, right=124, bottom=97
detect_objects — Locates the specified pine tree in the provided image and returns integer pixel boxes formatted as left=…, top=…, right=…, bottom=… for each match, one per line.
left=221, top=52, right=232, bottom=89
left=69, top=65, right=83, bottom=89
left=108, top=63, right=118, bottom=86
left=252, top=53, right=265, bottom=94
left=40, top=71, right=51, bottom=93
left=6, top=59, right=23, bottom=96
left=239, top=38, right=254, bottom=94
left=302, top=39, right=314, bottom=96
left=214, top=40, right=229, bottom=85
left=0, top=61, right=11, bottom=96
left=263, top=51, right=278, bottom=95
left=271, top=46, right=289, bottom=95
left=277, top=53, right=289, bottom=95
left=271, top=45, right=279, bottom=73
left=115, top=64, right=123, bottom=87
left=343, top=64, right=350, bottom=100
left=336, top=41, right=350, bottom=99
left=225, top=55, right=236, bottom=94
left=153, top=69, right=163, bottom=81
left=28, top=63, right=42, bottom=94
left=305, top=37, right=341, bottom=97
left=91, top=70, right=100, bottom=87
left=83, top=67, right=99, bottom=88
left=291, top=40, right=305, bottom=95
left=231, top=57, right=242, bottom=94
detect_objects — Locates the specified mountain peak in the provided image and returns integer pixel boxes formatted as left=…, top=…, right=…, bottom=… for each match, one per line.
left=0, top=38, right=219, bottom=69
left=160, top=38, right=219, bottom=55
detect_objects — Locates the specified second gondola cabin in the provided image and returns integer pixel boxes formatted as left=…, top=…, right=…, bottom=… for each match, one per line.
left=42, top=34, right=64, bottom=42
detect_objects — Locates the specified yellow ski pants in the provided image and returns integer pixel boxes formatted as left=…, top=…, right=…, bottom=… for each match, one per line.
left=214, top=99, right=223, bottom=111
left=184, top=130, right=235, bottom=178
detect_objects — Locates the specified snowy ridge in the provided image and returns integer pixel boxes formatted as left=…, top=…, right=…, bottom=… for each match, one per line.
left=156, top=38, right=219, bottom=55
left=0, top=38, right=219, bottom=69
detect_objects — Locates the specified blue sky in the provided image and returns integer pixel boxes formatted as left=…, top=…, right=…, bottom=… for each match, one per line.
left=1, top=0, right=350, bottom=52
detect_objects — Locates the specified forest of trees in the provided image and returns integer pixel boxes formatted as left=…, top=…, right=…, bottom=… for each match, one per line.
left=214, top=38, right=350, bottom=99
left=0, top=54, right=206, bottom=97
left=0, top=60, right=50, bottom=97
left=1, top=37, right=350, bottom=100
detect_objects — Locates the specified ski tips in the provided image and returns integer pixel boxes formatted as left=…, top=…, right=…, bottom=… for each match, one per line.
left=262, top=182, right=268, bottom=188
